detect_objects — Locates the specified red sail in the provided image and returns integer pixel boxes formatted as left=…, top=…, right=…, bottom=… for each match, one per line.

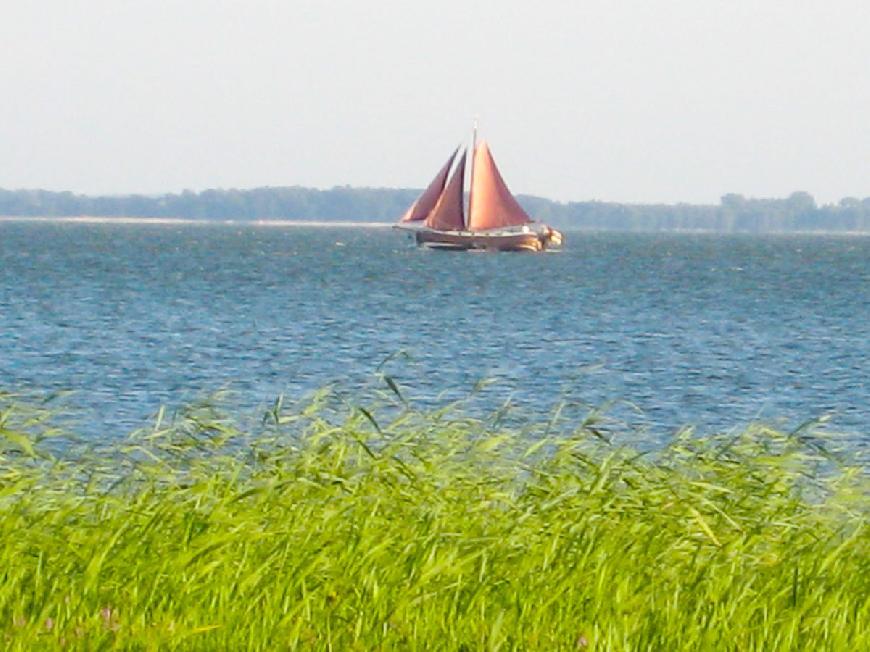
left=398, top=148, right=458, bottom=222
left=424, top=150, right=466, bottom=231
left=467, top=141, right=531, bottom=231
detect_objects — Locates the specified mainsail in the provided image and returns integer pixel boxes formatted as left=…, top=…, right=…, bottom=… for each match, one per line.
left=467, top=141, right=531, bottom=231
left=424, top=149, right=466, bottom=231
left=398, top=147, right=458, bottom=223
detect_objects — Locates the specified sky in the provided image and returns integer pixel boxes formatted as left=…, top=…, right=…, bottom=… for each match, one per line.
left=2, top=0, right=869, bottom=205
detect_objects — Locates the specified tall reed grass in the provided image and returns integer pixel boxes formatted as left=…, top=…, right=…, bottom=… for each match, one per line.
left=1, top=389, right=867, bottom=650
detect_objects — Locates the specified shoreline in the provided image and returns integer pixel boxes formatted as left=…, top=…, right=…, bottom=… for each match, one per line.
left=0, top=216, right=393, bottom=227
left=1, top=216, right=867, bottom=236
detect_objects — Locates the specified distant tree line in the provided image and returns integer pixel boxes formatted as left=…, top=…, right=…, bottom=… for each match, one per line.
left=1, top=186, right=869, bottom=233
left=0, top=186, right=419, bottom=222
left=525, top=190, right=870, bottom=232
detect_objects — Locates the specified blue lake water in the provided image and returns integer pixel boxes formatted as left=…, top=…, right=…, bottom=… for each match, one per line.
left=1, top=222, right=867, bottom=443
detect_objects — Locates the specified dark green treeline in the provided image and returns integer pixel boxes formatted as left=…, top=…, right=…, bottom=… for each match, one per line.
left=2, top=186, right=869, bottom=232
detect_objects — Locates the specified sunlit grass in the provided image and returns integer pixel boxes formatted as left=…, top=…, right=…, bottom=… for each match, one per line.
left=1, top=389, right=867, bottom=650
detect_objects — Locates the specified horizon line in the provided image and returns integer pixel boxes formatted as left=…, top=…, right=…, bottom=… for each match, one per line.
left=3, top=185, right=867, bottom=208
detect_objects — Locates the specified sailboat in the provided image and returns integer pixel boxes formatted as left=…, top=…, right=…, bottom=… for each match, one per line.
left=394, top=127, right=563, bottom=252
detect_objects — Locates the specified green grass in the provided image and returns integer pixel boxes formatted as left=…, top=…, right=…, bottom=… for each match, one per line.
left=0, top=389, right=867, bottom=650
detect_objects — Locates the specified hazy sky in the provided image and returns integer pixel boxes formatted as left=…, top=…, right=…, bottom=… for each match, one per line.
left=2, top=0, right=869, bottom=204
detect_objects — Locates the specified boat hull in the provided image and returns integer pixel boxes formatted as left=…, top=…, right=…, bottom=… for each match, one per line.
left=413, top=228, right=561, bottom=252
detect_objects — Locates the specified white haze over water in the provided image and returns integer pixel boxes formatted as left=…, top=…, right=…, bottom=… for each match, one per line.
left=1, top=0, right=869, bottom=205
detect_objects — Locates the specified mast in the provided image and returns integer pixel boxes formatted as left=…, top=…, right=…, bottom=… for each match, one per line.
left=467, top=116, right=478, bottom=232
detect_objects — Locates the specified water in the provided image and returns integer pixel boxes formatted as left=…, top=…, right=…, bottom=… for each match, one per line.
left=1, top=222, right=868, bottom=441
